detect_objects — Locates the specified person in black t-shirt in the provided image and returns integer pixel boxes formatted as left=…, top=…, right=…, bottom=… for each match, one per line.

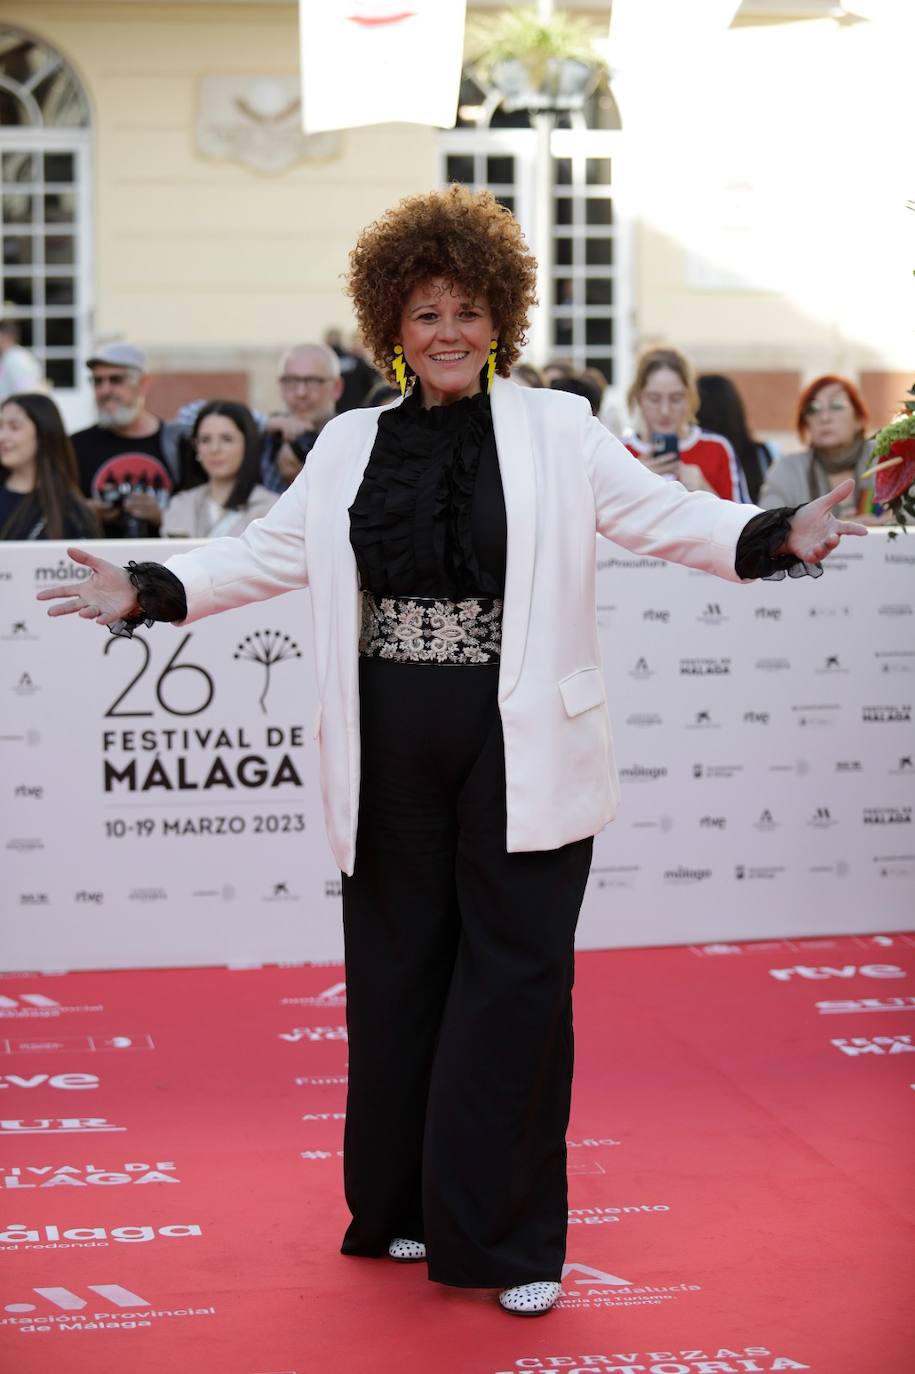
left=71, top=342, right=184, bottom=538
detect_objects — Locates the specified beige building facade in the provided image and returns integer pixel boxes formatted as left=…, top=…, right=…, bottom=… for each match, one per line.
left=1, top=0, right=910, bottom=438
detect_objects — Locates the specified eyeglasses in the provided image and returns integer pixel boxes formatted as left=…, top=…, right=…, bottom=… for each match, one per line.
left=91, top=373, right=131, bottom=388
left=279, top=375, right=332, bottom=390
left=805, top=400, right=852, bottom=416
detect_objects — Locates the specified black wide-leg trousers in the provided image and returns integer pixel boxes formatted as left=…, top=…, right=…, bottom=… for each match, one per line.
left=340, top=657, right=593, bottom=1288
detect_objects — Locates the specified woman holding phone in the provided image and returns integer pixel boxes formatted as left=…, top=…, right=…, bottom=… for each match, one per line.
left=624, top=345, right=749, bottom=501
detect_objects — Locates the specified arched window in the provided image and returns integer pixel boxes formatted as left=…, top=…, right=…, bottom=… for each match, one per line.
left=440, top=70, right=629, bottom=392
left=0, top=28, right=91, bottom=405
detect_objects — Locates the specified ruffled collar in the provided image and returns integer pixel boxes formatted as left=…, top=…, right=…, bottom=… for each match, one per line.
left=396, top=383, right=491, bottom=430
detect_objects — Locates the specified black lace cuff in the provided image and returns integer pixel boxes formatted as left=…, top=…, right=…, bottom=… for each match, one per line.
left=734, top=506, right=823, bottom=581
left=108, top=561, right=189, bottom=639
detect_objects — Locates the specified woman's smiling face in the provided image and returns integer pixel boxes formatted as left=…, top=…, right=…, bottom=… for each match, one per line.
left=399, top=278, right=496, bottom=407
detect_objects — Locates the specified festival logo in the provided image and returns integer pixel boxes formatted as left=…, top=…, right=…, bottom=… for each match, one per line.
left=862, top=704, right=912, bottom=723
left=1, top=1161, right=179, bottom=1190
left=864, top=807, right=912, bottom=826
left=831, top=1034, right=914, bottom=1056
left=680, top=656, right=731, bottom=675
left=233, top=630, right=302, bottom=714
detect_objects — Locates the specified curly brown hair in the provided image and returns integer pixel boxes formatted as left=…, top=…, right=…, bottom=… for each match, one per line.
left=345, top=185, right=538, bottom=383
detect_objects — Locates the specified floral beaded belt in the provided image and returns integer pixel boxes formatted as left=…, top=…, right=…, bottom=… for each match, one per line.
left=358, top=592, right=503, bottom=665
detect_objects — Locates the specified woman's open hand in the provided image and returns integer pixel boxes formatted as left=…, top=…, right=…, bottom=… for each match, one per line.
left=780, top=478, right=868, bottom=563
left=35, top=547, right=140, bottom=627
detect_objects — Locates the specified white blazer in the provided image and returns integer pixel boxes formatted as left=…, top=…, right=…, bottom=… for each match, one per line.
left=165, top=378, right=758, bottom=875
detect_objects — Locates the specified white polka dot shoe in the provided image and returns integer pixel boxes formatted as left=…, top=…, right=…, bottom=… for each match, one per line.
left=387, top=1238, right=426, bottom=1262
left=498, top=1281, right=562, bottom=1315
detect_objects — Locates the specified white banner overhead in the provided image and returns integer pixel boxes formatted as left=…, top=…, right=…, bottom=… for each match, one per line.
left=299, top=0, right=468, bottom=134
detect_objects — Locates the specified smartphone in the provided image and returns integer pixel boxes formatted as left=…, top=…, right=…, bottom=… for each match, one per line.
left=650, top=432, right=680, bottom=480
left=651, top=432, right=680, bottom=465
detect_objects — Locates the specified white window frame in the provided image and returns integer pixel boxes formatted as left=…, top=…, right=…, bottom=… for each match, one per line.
left=1, top=124, right=93, bottom=431
left=439, top=125, right=632, bottom=412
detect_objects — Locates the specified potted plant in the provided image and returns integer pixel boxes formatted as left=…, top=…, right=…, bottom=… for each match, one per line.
left=464, top=7, right=606, bottom=112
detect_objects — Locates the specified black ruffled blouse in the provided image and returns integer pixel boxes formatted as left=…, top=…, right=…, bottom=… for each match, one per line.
left=348, top=388, right=506, bottom=599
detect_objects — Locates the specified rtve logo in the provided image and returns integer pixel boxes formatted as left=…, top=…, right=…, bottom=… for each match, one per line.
left=769, top=963, right=906, bottom=982
left=4, top=1283, right=150, bottom=1314
left=0, top=1074, right=98, bottom=1091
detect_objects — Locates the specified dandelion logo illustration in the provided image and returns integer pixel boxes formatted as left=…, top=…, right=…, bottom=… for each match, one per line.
left=233, top=630, right=302, bottom=713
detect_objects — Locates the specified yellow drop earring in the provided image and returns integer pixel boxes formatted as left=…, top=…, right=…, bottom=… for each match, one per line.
left=486, top=340, right=498, bottom=395
left=392, top=345, right=408, bottom=397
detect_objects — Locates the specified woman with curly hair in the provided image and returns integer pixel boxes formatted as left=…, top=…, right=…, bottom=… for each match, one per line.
left=39, top=185, right=864, bottom=1316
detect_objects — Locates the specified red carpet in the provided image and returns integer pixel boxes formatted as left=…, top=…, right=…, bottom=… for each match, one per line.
left=1, top=933, right=912, bottom=1373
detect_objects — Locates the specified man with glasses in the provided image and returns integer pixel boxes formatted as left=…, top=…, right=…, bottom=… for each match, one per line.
left=261, top=344, right=343, bottom=492
left=71, top=342, right=184, bottom=538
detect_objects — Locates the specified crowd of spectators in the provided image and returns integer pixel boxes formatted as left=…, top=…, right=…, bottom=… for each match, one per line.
left=0, top=328, right=886, bottom=542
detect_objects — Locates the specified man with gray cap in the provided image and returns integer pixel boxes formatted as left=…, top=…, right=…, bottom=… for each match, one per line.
left=71, top=342, right=184, bottom=538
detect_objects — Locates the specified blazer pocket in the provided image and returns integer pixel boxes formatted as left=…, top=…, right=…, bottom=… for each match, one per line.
left=558, top=667, right=606, bottom=718
left=312, top=703, right=322, bottom=739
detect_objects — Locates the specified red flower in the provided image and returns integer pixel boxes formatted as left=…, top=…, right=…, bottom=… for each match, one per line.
left=876, top=436, right=915, bottom=505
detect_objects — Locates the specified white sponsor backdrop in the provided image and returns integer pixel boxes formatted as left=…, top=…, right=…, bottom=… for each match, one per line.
left=1, top=534, right=912, bottom=971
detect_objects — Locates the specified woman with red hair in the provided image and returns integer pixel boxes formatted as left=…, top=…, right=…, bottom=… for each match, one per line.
left=759, top=375, right=875, bottom=517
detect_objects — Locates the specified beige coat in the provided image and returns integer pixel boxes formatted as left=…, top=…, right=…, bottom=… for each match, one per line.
left=161, top=483, right=277, bottom=538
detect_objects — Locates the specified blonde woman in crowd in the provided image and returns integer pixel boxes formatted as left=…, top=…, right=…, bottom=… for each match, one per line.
left=624, top=345, right=748, bottom=501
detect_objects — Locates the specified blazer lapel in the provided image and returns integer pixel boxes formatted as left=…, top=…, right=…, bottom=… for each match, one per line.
left=491, top=376, right=536, bottom=698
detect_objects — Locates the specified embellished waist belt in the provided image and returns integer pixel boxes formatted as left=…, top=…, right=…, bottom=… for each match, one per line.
left=358, top=592, right=502, bottom=665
